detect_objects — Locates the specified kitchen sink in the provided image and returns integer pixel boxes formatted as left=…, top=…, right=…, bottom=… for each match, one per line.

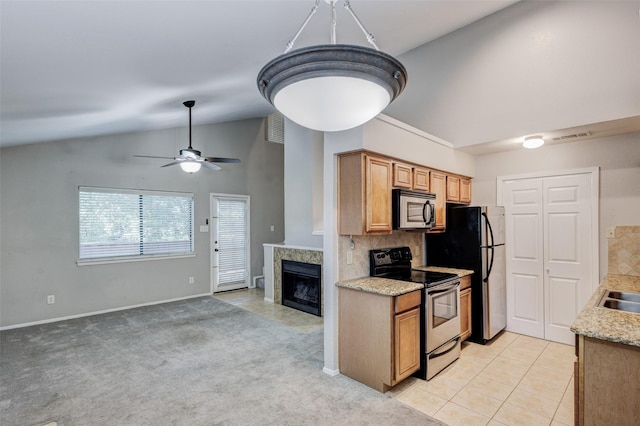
left=598, top=290, right=640, bottom=314
left=607, top=291, right=640, bottom=303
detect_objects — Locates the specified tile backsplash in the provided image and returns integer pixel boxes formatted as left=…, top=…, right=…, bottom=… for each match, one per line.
left=608, top=225, right=640, bottom=276
left=338, top=232, right=424, bottom=281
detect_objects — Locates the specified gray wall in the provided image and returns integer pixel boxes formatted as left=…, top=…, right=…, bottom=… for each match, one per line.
left=283, top=119, right=323, bottom=248
left=0, top=118, right=284, bottom=327
left=387, top=1, right=640, bottom=146
left=472, top=132, right=640, bottom=280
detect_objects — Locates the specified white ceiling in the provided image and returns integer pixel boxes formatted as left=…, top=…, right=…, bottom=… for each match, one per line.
left=0, top=0, right=520, bottom=148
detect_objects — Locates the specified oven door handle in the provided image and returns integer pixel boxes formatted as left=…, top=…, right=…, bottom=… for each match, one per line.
left=428, top=282, right=460, bottom=295
left=429, top=337, right=460, bottom=360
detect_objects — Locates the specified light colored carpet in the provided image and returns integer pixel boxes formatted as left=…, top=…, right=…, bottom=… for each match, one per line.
left=0, top=296, right=444, bottom=426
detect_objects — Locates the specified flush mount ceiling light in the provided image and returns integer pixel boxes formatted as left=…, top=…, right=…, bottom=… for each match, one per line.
left=523, top=136, right=545, bottom=149
left=257, top=0, right=407, bottom=132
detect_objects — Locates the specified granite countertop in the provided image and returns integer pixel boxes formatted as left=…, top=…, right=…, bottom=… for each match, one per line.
left=570, top=274, right=640, bottom=347
left=414, top=266, right=475, bottom=277
left=335, top=277, right=423, bottom=297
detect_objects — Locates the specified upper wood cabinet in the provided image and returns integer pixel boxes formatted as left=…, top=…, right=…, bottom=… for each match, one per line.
left=413, top=167, right=430, bottom=192
left=430, top=171, right=447, bottom=231
left=392, top=163, right=413, bottom=189
left=338, top=152, right=392, bottom=235
left=447, top=175, right=472, bottom=204
left=393, top=162, right=431, bottom=192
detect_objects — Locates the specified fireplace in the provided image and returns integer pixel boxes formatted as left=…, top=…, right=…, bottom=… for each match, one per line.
left=282, top=260, right=321, bottom=316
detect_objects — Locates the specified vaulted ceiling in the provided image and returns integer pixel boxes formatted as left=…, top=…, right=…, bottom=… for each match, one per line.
left=0, top=0, right=519, bottom=147
left=2, top=1, right=638, bottom=153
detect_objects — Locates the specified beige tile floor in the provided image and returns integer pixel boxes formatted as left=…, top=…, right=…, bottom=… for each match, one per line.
left=216, top=288, right=575, bottom=426
left=213, top=287, right=323, bottom=333
left=391, top=332, right=576, bottom=426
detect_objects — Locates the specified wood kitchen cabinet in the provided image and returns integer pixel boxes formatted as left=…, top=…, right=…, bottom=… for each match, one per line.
left=413, top=167, right=430, bottom=192
left=429, top=171, right=447, bottom=231
left=447, top=175, right=472, bottom=204
left=392, top=162, right=413, bottom=189
left=339, top=288, right=421, bottom=392
left=459, top=275, right=472, bottom=342
left=338, top=152, right=393, bottom=235
left=574, top=335, right=640, bottom=425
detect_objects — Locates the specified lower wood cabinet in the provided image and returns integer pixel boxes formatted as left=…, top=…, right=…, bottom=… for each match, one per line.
left=459, top=275, right=472, bottom=342
left=575, top=334, right=640, bottom=425
left=339, top=288, right=421, bottom=392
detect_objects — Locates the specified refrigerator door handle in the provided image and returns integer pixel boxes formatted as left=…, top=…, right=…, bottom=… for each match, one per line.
left=484, top=246, right=494, bottom=283
left=482, top=212, right=495, bottom=248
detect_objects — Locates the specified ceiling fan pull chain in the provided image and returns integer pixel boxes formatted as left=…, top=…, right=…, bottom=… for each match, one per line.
left=344, top=0, right=378, bottom=50
left=284, top=0, right=320, bottom=53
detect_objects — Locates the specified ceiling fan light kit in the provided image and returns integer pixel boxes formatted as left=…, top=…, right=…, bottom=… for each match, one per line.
left=134, top=100, right=240, bottom=173
left=257, top=0, right=407, bottom=132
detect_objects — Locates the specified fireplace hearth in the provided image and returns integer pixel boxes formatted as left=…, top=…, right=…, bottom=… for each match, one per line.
left=282, top=260, right=321, bottom=316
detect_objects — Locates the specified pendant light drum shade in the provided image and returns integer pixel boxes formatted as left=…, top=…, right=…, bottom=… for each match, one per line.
left=257, top=44, right=407, bottom=132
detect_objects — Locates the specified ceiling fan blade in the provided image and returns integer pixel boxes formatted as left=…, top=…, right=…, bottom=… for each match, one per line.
left=134, top=155, right=174, bottom=160
left=201, top=161, right=222, bottom=171
left=205, top=157, right=241, bottom=163
left=161, top=161, right=183, bottom=168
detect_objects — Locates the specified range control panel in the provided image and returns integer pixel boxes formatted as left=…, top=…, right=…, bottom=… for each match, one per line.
left=370, top=247, right=412, bottom=266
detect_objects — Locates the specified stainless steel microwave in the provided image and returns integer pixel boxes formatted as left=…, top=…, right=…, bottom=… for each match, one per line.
left=392, top=189, right=436, bottom=230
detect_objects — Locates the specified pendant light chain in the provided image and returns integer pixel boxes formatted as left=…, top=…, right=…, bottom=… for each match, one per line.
left=330, top=0, right=337, bottom=45
left=283, top=0, right=379, bottom=53
left=284, top=0, right=320, bottom=53
left=344, top=0, right=379, bottom=50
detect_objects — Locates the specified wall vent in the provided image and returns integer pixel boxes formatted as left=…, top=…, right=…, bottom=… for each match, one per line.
left=265, top=112, right=285, bottom=144
left=552, top=131, right=592, bottom=141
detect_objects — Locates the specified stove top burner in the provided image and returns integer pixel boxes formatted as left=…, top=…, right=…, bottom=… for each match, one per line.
left=370, top=247, right=458, bottom=287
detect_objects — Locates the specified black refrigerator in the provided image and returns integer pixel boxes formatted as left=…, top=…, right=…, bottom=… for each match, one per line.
left=426, top=205, right=506, bottom=344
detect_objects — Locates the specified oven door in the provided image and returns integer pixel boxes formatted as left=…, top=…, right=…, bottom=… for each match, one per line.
left=426, top=280, right=461, bottom=352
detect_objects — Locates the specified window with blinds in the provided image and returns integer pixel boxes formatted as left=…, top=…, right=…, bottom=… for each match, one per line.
left=216, top=198, right=248, bottom=286
left=79, top=187, right=194, bottom=261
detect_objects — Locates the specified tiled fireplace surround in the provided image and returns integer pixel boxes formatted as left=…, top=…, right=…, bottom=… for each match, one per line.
left=265, top=232, right=425, bottom=318
left=272, top=246, right=324, bottom=316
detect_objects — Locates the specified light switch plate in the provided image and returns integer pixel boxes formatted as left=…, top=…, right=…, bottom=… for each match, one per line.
left=607, top=227, right=615, bottom=238
left=200, top=225, right=209, bottom=233
left=346, top=250, right=353, bottom=265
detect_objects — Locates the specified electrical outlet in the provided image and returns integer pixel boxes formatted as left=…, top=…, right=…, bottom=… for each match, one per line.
left=346, top=250, right=353, bottom=265
left=270, top=225, right=275, bottom=232
left=47, top=295, right=55, bottom=304
left=189, top=277, right=195, bottom=284
left=607, top=228, right=616, bottom=238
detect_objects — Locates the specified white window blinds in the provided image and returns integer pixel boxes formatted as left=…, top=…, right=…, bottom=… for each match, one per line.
left=216, top=199, right=247, bottom=285
left=79, top=187, right=194, bottom=261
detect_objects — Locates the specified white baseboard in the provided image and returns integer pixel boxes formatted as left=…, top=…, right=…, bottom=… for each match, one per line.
left=263, top=297, right=274, bottom=303
left=323, top=366, right=340, bottom=377
left=0, top=293, right=211, bottom=331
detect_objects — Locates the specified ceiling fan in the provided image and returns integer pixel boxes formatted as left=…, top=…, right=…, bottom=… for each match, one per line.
left=135, top=100, right=241, bottom=173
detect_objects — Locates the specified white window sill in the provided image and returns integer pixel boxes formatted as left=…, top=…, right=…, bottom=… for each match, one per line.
left=77, top=253, right=196, bottom=266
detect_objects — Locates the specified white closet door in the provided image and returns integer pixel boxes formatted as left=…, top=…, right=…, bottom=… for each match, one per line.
left=503, top=171, right=595, bottom=345
left=503, top=178, right=545, bottom=338
left=543, top=174, right=593, bottom=344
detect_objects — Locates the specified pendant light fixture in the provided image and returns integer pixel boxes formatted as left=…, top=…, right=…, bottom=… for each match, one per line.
left=257, top=0, right=407, bottom=132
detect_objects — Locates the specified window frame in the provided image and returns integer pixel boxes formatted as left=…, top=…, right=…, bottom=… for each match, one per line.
left=77, top=186, right=196, bottom=266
